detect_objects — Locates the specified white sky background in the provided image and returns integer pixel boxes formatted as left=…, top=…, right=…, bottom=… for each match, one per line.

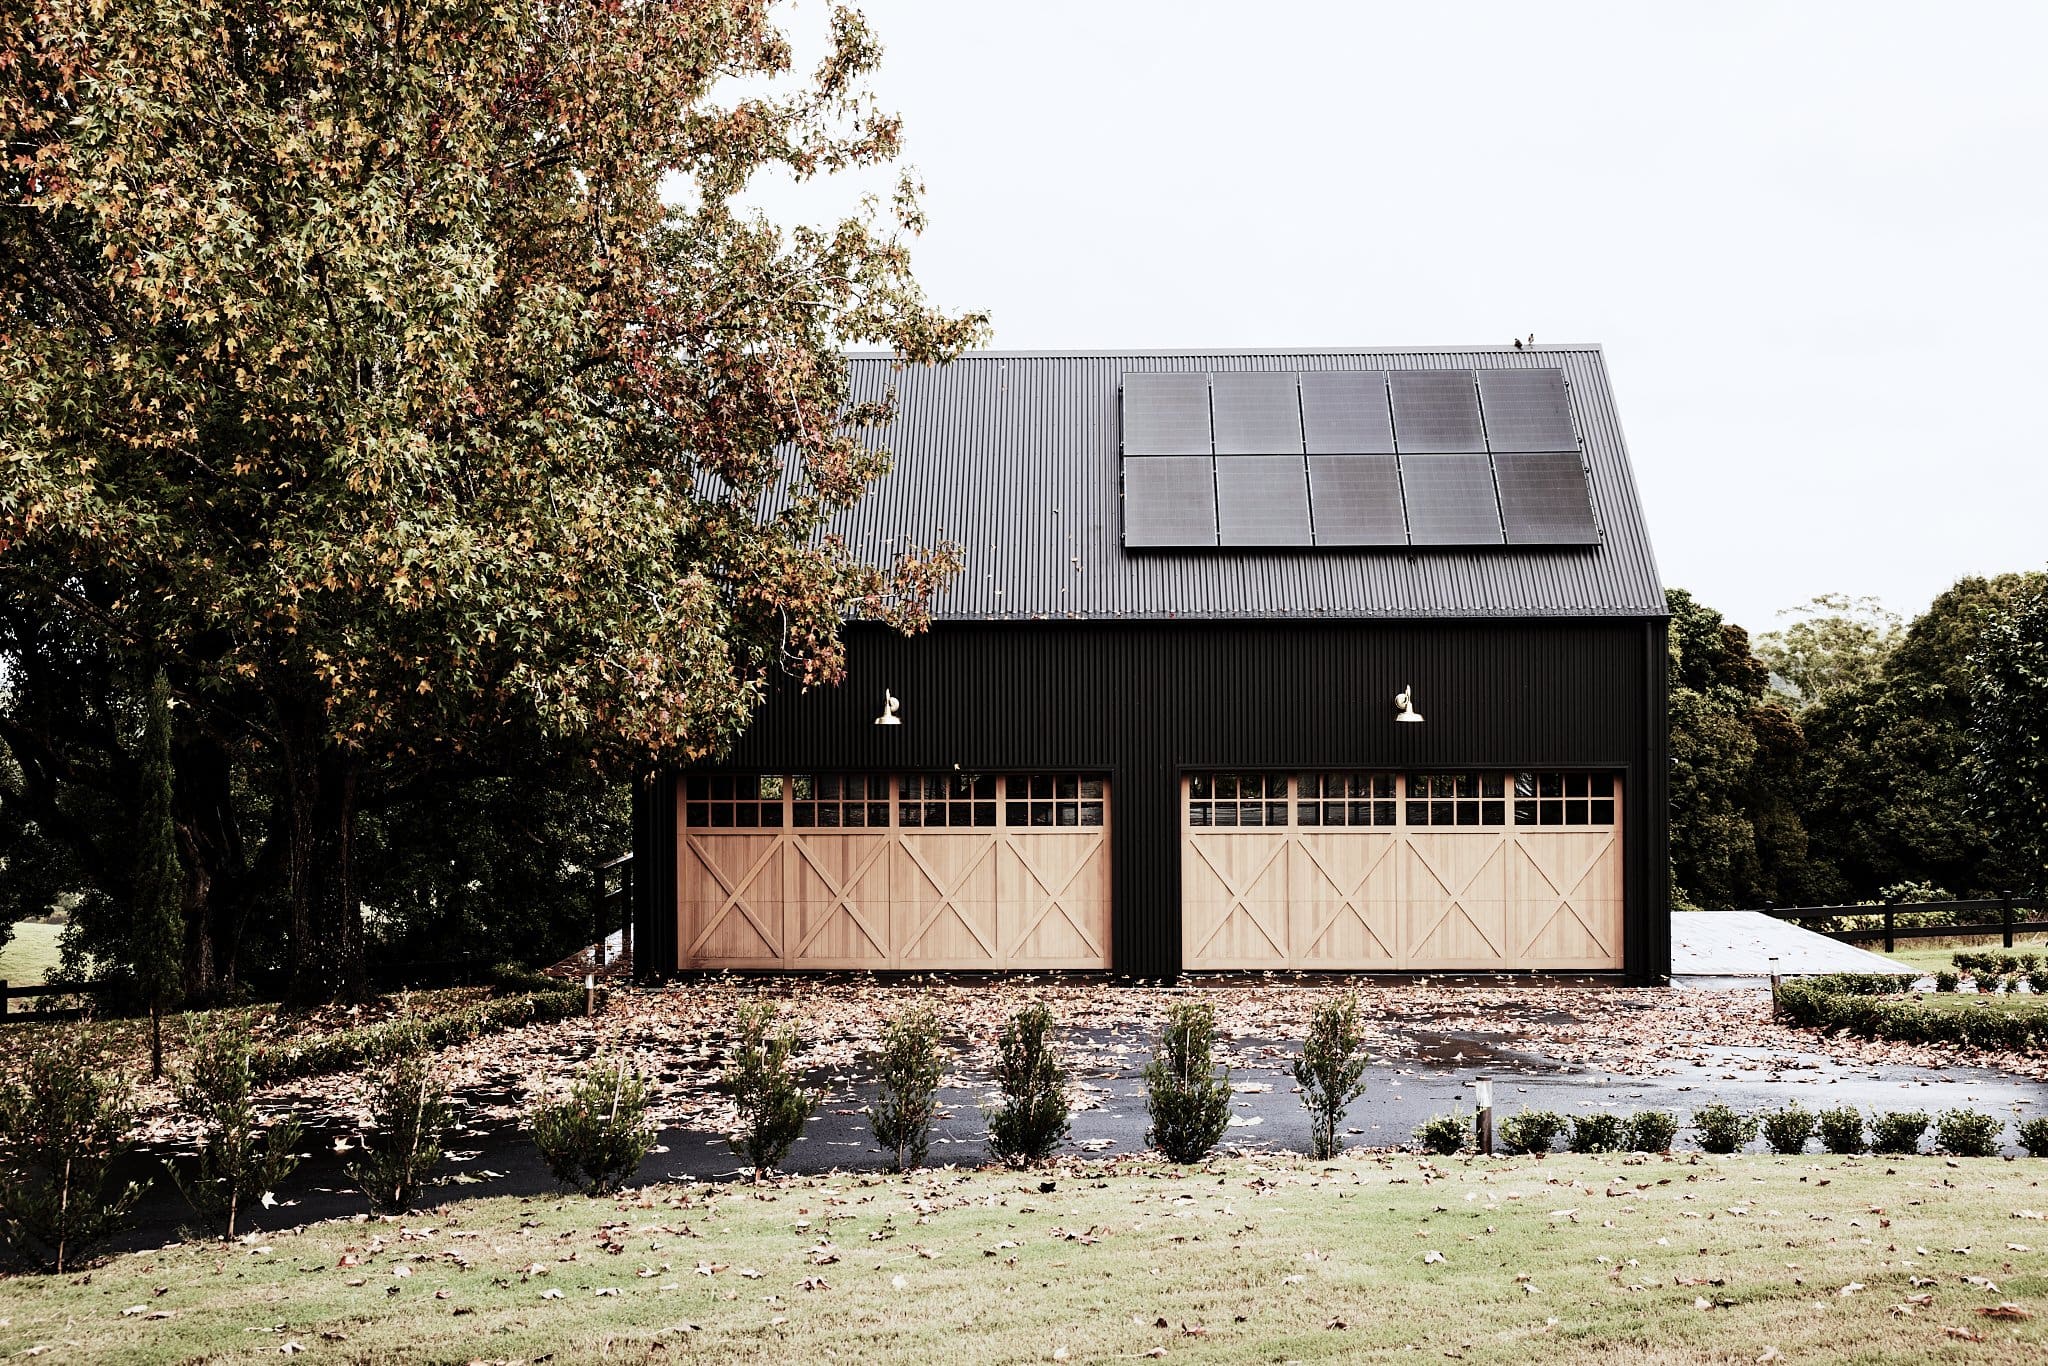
left=742, top=1, right=2048, bottom=636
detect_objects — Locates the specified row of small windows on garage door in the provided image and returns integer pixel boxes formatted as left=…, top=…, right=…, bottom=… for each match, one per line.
left=683, top=774, right=1107, bottom=830
left=1188, top=772, right=1617, bottom=829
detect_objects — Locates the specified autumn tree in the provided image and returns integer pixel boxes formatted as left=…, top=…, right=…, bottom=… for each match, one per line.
left=2, top=0, right=986, bottom=1000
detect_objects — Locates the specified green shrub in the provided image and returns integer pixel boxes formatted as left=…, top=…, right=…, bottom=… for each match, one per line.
left=2031, top=970, right=2048, bottom=996
left=865, top=1005, right=947, bottom=1173
left=1998, top=954, right=2021, bottom=976
left=0, top=1026, right=146, bottom=1272
left=530, top=1057, right=658, bottom=1195
left=984, top=1004, right=1071, bottom=1167
left=1817, top=1106, right=1866, bottom=1155
left=1760, top=1102, right=1816, bottom=1155
left=1934, top=971, right=1959, bottom=993
left=1934, top=1109, right=2002, bottom=1158
left=1953, top=952, right=1987, bottom=973
left=249, top=981, right=584, bottom=1087
left=1622, top=1109, right=1678, bottom=1153
left=1568, top=1111, right=1627, bottom=1153
left=345, top=1019, right=452, bottom=1213
left=1775, top=976, right=2046, bottom=1052
left=2018, top=1116, right=2048, bottom=1157
left=1414, top=1113, right=1467, bottom=1156
left=1292, top=993, right=1370, bottom=1161
left=1976, top=973, right=1999, bottom=994
left=1499, top=1109, right=1569, bottom=1156
left=171, top=1013, right=304, bottom=1237
left=1144, top=1003, right=1233, bottom=1164
left=2021, top=953, right=2042, bottom=975
left=722, top=1003, right=816, bottom=1180
left=1691, top=1103, right=1758, bottom=1155
left=1869, top=1110, right=1930, bottom=1155
left=2002, top=974, right=2024, bottom=995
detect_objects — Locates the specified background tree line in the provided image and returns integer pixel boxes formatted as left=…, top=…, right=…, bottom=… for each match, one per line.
left=1668, top=572, right=2048, bottom=911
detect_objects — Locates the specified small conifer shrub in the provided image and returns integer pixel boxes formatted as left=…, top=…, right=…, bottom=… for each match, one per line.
left=722, top=1003, right=816, bottom=1180
left=1144, top=1003, right=1233, bottom=1164
left=531, top=1057, right=658, bottom=1195
left=984, top=1004, right=1071, bottom=1167
left=866, top=1005, right=947, bottom=1173
left=1292, top=993, right=1370, bottom=1161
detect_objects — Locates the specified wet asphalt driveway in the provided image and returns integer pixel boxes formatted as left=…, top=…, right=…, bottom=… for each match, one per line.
left=102, top=983, right=2048, bottom=1252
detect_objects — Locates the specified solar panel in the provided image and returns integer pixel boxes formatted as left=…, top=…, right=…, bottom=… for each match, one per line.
left=1123, top=456, right=1217, bottom=546
left=1210, top=372, right=1303, bottom=454
left=1399, top=454, right=1504, bottom=544
left=1299, top=371, right=1394, bottom=454
left=1388, top=370, right=1485, bottom=452
left=1121, top=372, right=1211, bottom=455
left=1477, top=369, right=1577, bottom=452
left=1307, top=455, right=1406, bottom=544
left=1215, top=456, right=1312, bottom=546
left=1494, top=452, right=1600, bottom=543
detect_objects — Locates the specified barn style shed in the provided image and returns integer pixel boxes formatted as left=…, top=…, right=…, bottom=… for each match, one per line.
left=633, top=346, right=1671, bottom=984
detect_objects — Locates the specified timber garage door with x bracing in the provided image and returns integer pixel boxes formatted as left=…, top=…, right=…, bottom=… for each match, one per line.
left=1181, top=772, right=1622, bottom=972
left=677, top=774, right=1111, bottom=971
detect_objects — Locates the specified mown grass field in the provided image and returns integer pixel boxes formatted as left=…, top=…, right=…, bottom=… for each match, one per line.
left=2, top=1154, right=2042, bottom=1363
left=0, top=920, right=64, bottom=987
left=1881, top=939, right=2048, bottom=976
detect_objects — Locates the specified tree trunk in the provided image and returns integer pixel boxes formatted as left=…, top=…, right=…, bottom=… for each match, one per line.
left=280, top=706, right=366, bottom=1005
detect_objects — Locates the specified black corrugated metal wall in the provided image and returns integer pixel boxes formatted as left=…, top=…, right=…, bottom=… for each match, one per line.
left=638, top=616, right=1670, bottom=983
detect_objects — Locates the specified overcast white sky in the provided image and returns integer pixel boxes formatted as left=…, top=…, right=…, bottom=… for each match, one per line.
left=755, top=0, right=2047, bottom=635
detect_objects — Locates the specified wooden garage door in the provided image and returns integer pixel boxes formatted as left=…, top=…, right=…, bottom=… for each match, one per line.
left=678, top=774, right=1111, bottom=971
left=1183, top=771, right=1621, bottom=971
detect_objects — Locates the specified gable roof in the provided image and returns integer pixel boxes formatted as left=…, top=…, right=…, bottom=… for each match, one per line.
left=830, top=345, right=1664, bottom=621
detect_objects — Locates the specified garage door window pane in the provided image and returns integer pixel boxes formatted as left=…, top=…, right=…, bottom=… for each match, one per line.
left=1406, top=773, right=1507, bottom=826
left=685, top=774, right=787, bottom=829
left=1514, top=773, right=1619, bottom=827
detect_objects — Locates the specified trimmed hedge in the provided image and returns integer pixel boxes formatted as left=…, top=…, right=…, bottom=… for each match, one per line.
left=1775, top=974, right=2046, bottom=1053
left=249, top=974, right=586, bottom=1087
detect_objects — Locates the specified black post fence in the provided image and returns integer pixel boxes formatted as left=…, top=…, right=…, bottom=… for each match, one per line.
left=1728, top=893, right=2048, bottom=948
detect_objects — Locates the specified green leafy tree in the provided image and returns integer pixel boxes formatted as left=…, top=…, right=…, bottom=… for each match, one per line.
left=1292, top=992, right=1370, bottom=1161
left=1802, top=574, right=2044, bottom=899
left=2, top=0, right=985, bottom=1003
left=1143, top=1002, right=1232, bottom=1164
left=1972, top=582, right=2048, bottom=894
left=133, top=671, right=185, bottom=1077
left=170, top=1012, right=304, bottom=1238
left=722, top=1003, right=816, bottom=1180
left=0, top=1026, right=146, bottom=1271
left=1755, top=594, right=1901, bottom=710
left=1666, top=589, right=1833, bottom=909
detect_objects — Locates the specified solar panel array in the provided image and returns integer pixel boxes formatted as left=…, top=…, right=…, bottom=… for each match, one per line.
left=1120, top=367, right=1597, bottom=548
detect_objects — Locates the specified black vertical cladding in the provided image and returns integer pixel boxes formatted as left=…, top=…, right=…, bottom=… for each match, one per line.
left=631, top=772, right=677, bottom=984
left=638, top=616, right=1671, bottom=983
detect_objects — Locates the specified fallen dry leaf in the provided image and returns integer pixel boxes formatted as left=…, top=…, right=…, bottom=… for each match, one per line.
left=1976, top=1303, right=2033, bottom=1321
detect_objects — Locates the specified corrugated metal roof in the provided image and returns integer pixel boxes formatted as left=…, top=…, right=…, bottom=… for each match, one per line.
left=824, top=346, right=1664, bottom=621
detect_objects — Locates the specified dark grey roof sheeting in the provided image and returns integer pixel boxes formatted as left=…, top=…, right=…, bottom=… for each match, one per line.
left=825, top=346, right=1664, bottom=620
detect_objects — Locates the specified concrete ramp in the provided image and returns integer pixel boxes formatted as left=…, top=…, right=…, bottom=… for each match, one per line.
left=1672, top=911, right=1908, bottom=981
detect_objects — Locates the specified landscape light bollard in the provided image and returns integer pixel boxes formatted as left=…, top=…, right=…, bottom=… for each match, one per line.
left=1474, top=1076, right=1494, bottom=1156
left=1768, top=957, right=1781, bottom=1020
left=585, top=973, right=596, bottom=1019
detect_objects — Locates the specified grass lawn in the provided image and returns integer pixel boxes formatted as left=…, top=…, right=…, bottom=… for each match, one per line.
left=1881, top=938, right=2048, bottom=977
left=0, top=920, right=64, bottom=987
left=2, top=1155, right=2043, bottom=1363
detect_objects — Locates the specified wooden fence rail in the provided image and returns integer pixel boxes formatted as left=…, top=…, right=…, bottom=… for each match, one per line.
left=1737, top=895, right=2048, bottom=954
left=0, top=980, right=88, bottom=1021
